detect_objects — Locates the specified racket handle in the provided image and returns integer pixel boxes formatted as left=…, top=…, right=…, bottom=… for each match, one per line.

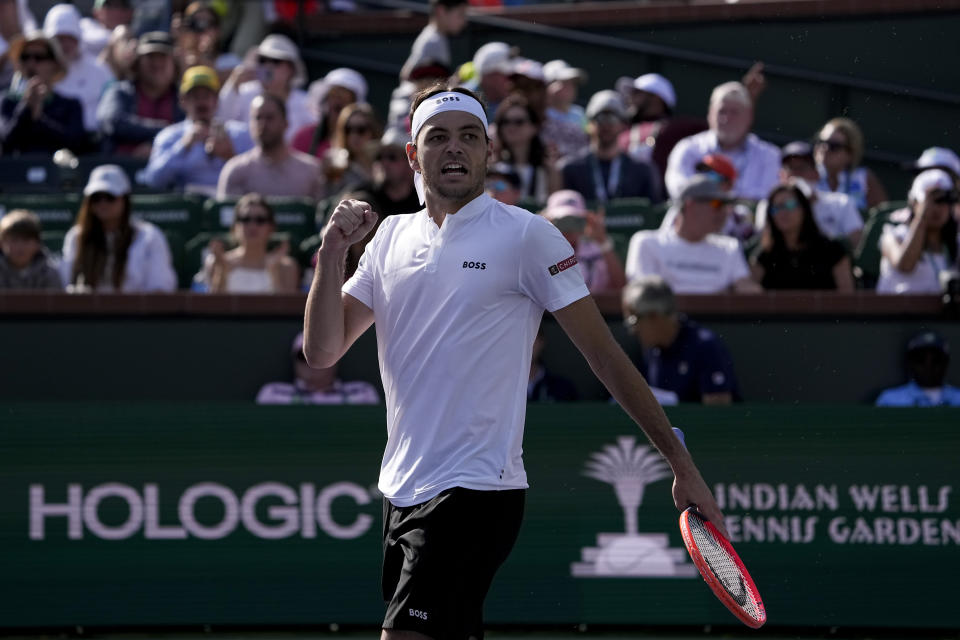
left=672, top=427, right=686, bottom=449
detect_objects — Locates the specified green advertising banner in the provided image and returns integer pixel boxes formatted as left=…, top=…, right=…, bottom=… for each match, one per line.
left=1, top=404, right=958, bottom=629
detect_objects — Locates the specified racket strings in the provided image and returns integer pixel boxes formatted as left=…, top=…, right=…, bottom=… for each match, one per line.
left=689, top=516, right=761, bottom=621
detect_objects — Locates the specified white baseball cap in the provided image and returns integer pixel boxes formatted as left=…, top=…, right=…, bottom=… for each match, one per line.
left=916, top=147, right=960, bottom=177
left=43, top=3, right=82, bottom=40
left=257, top=34, right=307, bottom=87
left=542, top=189, right=588, bottom=220
left=473, top=42, right=513, bottom=77
left=909, top=169, right=954, bottom=204
left=84, top=164, right=131, bottom=197
left=585, top=90, right=627, bottom=121
left=633, top=73, right=676, bottom=110
left=543, top=59, right=587, bottom=84
left=322, top=67, right=368, bottom=103
left=511, top=58, right=544, bottom=82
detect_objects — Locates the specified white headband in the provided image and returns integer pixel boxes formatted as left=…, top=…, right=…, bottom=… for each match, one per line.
left=410, top=91, right=488, bottom=205
left=910, top=169, right=954, bottom=204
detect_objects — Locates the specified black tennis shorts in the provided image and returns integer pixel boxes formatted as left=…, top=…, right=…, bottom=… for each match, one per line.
left=381, top=487, right=526, bottom=640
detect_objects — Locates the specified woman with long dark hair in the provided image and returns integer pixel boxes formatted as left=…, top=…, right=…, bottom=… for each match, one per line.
left=750, top=182, right=853, bottom=291
left=877, top=169, right=959, bottom=294
left=60, top=165, right=176, bottom=292
left=492, top=93, right=559, bottom=203
left=321, top=102, right=382, bottom=199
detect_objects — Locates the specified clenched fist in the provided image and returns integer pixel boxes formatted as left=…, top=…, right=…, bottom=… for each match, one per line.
left=321, top=199, right=379, bottom=254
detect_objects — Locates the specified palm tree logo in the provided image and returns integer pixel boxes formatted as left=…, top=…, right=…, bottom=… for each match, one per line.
left=583, top=436, right=672, bottom=536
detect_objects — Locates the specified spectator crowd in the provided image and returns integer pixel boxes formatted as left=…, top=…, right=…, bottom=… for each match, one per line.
left=0, top=0, right=957, bottom=405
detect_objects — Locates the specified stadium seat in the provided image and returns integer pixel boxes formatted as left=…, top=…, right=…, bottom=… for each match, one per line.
left=0, top=193, right=81, bottom=232
left=853, top=200, right=907, bottom=288
left=202, top=197, right=319, bottom=238
left=0, top=156, right=61, bottom=193
left=161, top=229, right=188, bottom=289
left=603, top=198, right=669, bottom=236
left=131, top=194, right=204, bottom=240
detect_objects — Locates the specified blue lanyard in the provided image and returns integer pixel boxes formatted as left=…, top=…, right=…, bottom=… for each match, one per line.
left=591, top=155, right=622, bottom=202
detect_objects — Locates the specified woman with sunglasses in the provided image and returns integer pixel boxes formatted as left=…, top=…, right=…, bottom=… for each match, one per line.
left=0, top=31, right=85, bottom=155
left=813, top=117, right=888, bottom=211
left=750, top=182, right=853, bottom=291
left=876, top=169, right=959, bottom=295
left=61, top=165, right=176, bottom=292
left=201, top=193, right=299, bottom=294
left=492, top=93, right=560, bottom=204
left=321, top=103, right=382, bottom=200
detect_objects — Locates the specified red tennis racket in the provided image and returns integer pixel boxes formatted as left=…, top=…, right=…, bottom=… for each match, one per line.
left=679, top=506, right=766, bottom=629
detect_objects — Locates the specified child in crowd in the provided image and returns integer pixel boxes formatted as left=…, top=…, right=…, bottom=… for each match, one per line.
left=0, top=210, right=63, bottom=290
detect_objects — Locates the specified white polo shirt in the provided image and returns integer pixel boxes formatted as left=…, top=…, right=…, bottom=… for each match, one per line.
left=343, top=193, right=590, bottom=506
left=624, top=227, right=750, bottom=293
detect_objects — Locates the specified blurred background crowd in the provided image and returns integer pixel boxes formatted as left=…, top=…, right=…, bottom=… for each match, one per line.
left=0, top=0, right=956, bottom=407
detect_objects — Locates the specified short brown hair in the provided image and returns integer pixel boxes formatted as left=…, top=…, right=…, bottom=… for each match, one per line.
left=408, top=83, right=488, bottom=142
left=0, top=209, right=42, bottom=241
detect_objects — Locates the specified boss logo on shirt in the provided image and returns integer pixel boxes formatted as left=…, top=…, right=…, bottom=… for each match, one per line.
left=548, top=255, right=578, bottom=276
left=409, top=608, right=429, bottom=620
left=463, top=261, right=487, bottom=270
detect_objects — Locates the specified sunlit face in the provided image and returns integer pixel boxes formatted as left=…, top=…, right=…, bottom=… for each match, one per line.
left=233, top=202, right=274, bottom=245
left=815, top=124, right=852, bottom=172
left=496, top=106, right=535, bottom=148
left=0, top=234, right=41, bottom=269
left=768, top=191, right=804, bottom=235
left=182, top=86, right=217, bottom=122
left=410, top=109, right=491, bottom=205
left=480, top=71, right=512, bottom=103
left=547, top=79, right=577, bottom=106
left=250, top=96, right=287, bottom=150
left=709, top=97, right=752, bottom=147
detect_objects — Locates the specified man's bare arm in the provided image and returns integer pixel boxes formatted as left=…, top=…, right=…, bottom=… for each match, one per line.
left=552, top=295, right=729, bottom=536
left=303, top=200, right=377, bottom=368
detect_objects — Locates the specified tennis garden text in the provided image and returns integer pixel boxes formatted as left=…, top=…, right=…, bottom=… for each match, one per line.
left=29, top=482, right=375, bottom=541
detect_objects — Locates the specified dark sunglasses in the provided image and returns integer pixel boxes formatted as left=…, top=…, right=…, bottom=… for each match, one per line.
left=593, top=112, right=622, bottom=125
left=345, top=124, right=371, bottom=136
left=20, top=53, right=53, bottom=63
left=257, top=56, right=284, bottom=66
left=486, top=180, right=511, bottom=193
left=817, top=139, right=850, bottom=152
left=236, top=215, right=271, bottom=225
left=553, top=216, right=587, bottom=234
left=770, top=198, right=800, bottom=216
left=90, top=192, right=118, bottom=203
left=187, top=18, right=215, bottom=32
left=499, top=117, right=530, bottom=127
left=932, top=190, right=960, bottom=205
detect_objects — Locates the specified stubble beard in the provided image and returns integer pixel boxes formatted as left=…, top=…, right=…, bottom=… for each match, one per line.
left=423, top=170, right=485, bottom=203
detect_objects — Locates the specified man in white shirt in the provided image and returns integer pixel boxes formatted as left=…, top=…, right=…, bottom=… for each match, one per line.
left=664, top=81, right=779, bottom=201
left=626, top=174, right=762, bottom=293
left=43, top=3, right=114, bottom=134
left=753, top=141, right=864, bottom=247
left=304, top=84, right=727, bottom=640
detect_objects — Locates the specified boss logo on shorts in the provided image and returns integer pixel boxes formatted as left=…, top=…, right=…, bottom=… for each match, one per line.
left=548, top=254, right=578, bottom=276
left=462, top=260, right=487, bottom=270
left=409, top=608, right=429, bottom=621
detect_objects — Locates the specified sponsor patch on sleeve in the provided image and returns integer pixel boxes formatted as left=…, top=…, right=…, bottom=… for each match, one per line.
left=548, top=254, right=578, bottom=276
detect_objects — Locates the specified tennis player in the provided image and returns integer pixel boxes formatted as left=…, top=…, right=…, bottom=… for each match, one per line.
left=304, top=83, right=727, bottom=640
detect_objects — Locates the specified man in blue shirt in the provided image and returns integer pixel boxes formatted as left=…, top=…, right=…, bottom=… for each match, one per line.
left=876, top=332, right=960, bottom=407
left=622, top=274, right=740, bottom=404
left=143, top=65, right=253, bottom=195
